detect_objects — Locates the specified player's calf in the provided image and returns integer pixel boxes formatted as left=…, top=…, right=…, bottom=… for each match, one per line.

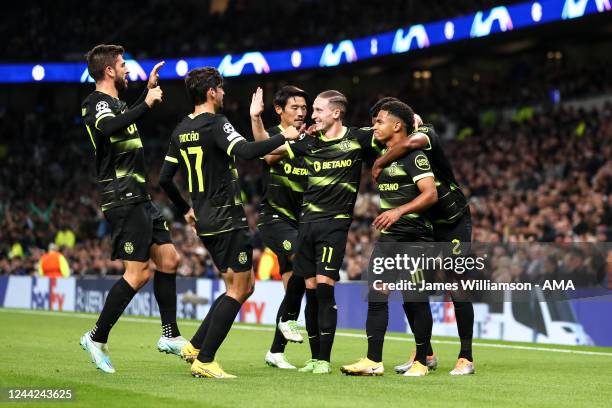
left=192, top=269, right=254, bottom=375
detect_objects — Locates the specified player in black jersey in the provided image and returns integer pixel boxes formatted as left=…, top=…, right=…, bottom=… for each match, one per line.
left=341, top=100, right=438, bottom=377
left=372, top=106, right=475, bottom=376
left=253, top=90, right=381, bottom=374
left=159, top=67, right=301, bottom=378
left=79, top=45, right=186, bottom=374
left=249, top=86, right=309, bottom=369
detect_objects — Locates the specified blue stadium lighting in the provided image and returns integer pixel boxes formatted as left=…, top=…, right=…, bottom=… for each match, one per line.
left=470, top=7, right=514, bottom=38
left=391, top=24, right=430, bottom=53
left=0, top=0, right=609, bottom=83
left=319, top=40, right=358, bottom=67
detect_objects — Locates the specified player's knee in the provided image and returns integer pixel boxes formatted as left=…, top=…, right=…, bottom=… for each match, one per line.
left=223, top=274, right=234, bottom=287
left=124, top=264, right=152, bottom=289
left=228, top=287, right=252, bottom=303
left=163, top=250, right=181, bottom=272
left=246, top=282, right=255, bottom=298
left=242, top=275, right=256, bottom=299
left=368, top=289, right=389, bottom=303
left=227, top=274, right=254, bottom=302
left=305, top=277, right=317, bottom=289
left=232, top=282, right=254, bottom=300
left=282, top=271, right=293, bottom=289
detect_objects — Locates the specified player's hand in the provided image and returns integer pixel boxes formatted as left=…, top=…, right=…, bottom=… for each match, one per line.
left=413, top=113, right=423, bottom=130
left=250, top=87, right=264, bottom=117
left=145, top=86, right=163, bottom=107
left=148, top=61, right=165, bottom=89
left=184, top=208, right=197, bottom=235
left=305, top=124, right=318, bottom=135
left=371, top=159, right=383, bottom=183
left=281, top=125, right=301, bottom=141
left=373, top=208, right=402, bottom=231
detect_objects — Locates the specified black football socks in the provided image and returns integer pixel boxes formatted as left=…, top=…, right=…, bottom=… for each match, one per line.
left=316, top=283, right=337, bottom=362
left=304, top=288, right=320, bottom=360
left=191, top=292, right=226, bottom=348
left=154, top=270, right=181, bottom=338
left=454, top=301, right=474, bottom=361
left=90, top=277, right=136, bottom=343
left=366, top=301, right=388, bottom=363
left=197, top=296, right=242, bottom=363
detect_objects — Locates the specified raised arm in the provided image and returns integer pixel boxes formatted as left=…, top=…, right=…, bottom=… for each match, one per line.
left=130, top=61, right=165, bottom=108
left=250, top=87, right=269, bottom=141
left=96, top=87, right=162, bottom=136
left=216, top=115, right=301, bottom=161
left=249, top=87, right=287, bottom=164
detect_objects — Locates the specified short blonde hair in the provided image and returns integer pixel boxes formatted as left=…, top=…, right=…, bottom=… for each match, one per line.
left=317, top=90, right=347, bottom=118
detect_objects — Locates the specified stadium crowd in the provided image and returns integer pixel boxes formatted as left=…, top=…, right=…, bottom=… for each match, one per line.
left=2, top=0, right=525, bottom=61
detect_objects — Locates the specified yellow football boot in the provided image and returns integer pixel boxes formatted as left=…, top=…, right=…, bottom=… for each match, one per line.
left=402, top=360, right=429, bottom=377
left=191, top=360, right=237, bottom=379
left=340, top=357, right=384, bottom=376
left=180, top=342, right=200, bottom=363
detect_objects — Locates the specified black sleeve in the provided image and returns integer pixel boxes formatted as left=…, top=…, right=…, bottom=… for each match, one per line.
left=212, top=115, right=286, bottom=159
left=403, top=150, right=435, bottom=183
left=159, top=137, right=190, bottom=215
left=159, top=160, right=191, bottom=215
left=130, top=86, right=148, bottom=109
left=96, top=103, right=150, bottom=136
left=413, top=124, right=436, bottom=151
left=231, top=133, right=286, bottom=159
left=285, top=134, right=311, bottom=158
left=354, top=127, right=377, bottom=150
left=352, top=127, right=381, bottom=167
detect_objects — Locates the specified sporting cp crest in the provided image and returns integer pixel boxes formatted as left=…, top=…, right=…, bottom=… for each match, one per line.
left=238, top=252, right=248, bottom=264
left=124, top=242, right=134, bottom=254
left=389, top=162, right=398, bottom=176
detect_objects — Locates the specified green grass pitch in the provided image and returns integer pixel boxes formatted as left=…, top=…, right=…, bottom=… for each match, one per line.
left=1, top=308, right=611, bottom=408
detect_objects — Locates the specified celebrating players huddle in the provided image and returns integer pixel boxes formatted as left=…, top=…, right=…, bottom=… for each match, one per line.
left=80, top=44, right=475, bottom=379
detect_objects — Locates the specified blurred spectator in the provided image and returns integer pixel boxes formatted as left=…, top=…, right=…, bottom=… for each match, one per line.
left=38, top=243, right=71, bottom=278
left=55, top=224, right=76, bottom=249
left=257, top=247, right=281, bottom=281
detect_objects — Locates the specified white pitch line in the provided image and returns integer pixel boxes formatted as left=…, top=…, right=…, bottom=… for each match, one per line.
left=2, top=308, right=612, bottom=357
